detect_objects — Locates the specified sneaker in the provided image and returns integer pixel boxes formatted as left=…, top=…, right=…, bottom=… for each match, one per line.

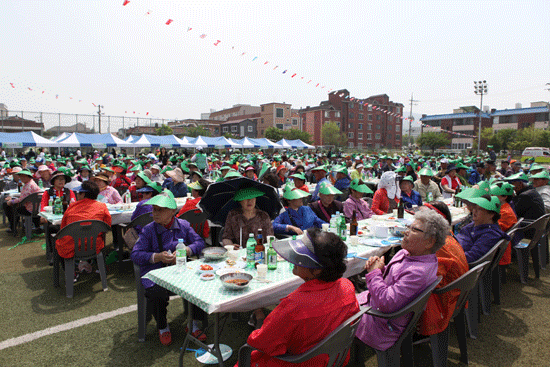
left=247, top=313, right=256, bottom=328
left=73, top=272, right=80, bottom=283
left=159, top=330, right=172, bottom=346
left=192, top=330, right=207, bottom=342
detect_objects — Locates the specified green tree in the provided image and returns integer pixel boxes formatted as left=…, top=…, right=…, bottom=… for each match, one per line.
left=402, top=134, right=415, bottom=147
left=284, top=129, right=312, bottom=144
left=264, top=126, right=285, bottom=142
left=182, top=126, right=211, bottom=137
left=417, top=132, right=451, bottom=153
left=155, top=124, right=173, bottom=136
left=321, top=121, right=347, bottom=147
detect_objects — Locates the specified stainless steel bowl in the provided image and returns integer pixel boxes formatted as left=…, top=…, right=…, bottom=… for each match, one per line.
left=202, top=247, right=227, bottom=260
left=220, top=272, right=253, bottom=290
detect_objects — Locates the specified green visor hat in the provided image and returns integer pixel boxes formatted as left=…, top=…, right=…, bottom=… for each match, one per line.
left=529, top=164, right=545, bottom=172
left=101, top=167, right=114, bottom=173
left=455, top=163, right=469, bottom=170
left=418, top=167, right=434, bottom=177
left=467, top=195, right=501, bottom=214
left=318, top=182, right=342, bottom=196
left=394, top=166, right=406, bottom=173
left=349, top=178, right=373, bottom=194
left=233, top=187, right=264, bottom=202
left=290, top=172, right=306, bottom=181
left=58, top=166, right=75, bottom=178
left=504, top=172, right=530, bottom=183
left=490, top=182, right=515, bottom=196
left=136, top=172, right=152, bottom=185
left=401, top=175, right=415, bottom=183
left=283, top=188, right=311, bottom=200
left=530, top=170, right=550, bottom=180
left=145, top=189, right=177, bottom=209
left=188, top=181, right=204, bottom=191
left=224, top=170, right=242, bottom=179
left=311, top=165, right=328, bottom=173
left=16, top=169, right=33, bottom=177
left=190, top=170, right=203, bottom=178
left=332, top=166, right=348, bottom=175
left=161, top=166, right=174, bottom=174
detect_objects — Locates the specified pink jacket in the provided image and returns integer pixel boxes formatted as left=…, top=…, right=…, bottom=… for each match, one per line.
left=355, top=249, right=438, bottom=351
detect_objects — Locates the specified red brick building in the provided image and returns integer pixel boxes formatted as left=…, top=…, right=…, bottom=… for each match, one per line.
left=300, top=90, right=404, bottom=149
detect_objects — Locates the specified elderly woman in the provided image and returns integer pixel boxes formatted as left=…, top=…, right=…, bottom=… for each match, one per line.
left=238, top=228, right=360, bottom=367
left=39, top=170, right=76, bottom=213
left=371, top=171, right=400, bottom=215
left=128, top=171, right=153, bottom=202
left=417, top=201, right=469, bottom=336
left=343, top=179, right=374, bottom=221
left=273, top=188, right=326, bottom=236
left=308, top=182, right=344, bottom=223
left=222, top=187, right=274, bottom=250
left=244, top=166, right=257, bottom=180
left=91, top=173, right=123, bottom=204
left=441, top=165, right=461, bottom=199
left=399, top=176, right=423, bottom=209
left=37, top=165, right=53, bottom=188
left=289, top=172, right=309, bottom=193
left=3, top=169, right=41, bottom=234
left=490, top=182, right=517, bottom=267
left=76, top=165, right=91, bottom=182
left=355, top=209, right=448, bottom=351
left=131, top=190, right=206, bottom=346
left=456, top=195, right=510, bottom=263
left=165, top=168, right=188, bottom=198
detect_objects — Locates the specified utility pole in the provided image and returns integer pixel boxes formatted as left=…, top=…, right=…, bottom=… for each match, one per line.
left=408, top=93, right=419, bottom=152
left=474, top=81, right=488, bottom=154
left=97, top=105, right=104, bottom=134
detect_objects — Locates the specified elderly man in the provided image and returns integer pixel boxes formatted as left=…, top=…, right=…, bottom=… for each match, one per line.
left=308, top=182, right=344, bottom=223
left=433, top=158, right=449, bottom=185
left=530, top=171, right=550, bottom=213
left=131, top=190, right=206, bottom=346
left=468, top=163, right=485, bottom=185
left=310, top=165, right=329, bottom=202
left=505, top=172, right=545, bottom=222
left=498, top=160, right=513, bottom=177
left=413, top=168, right=442, bottom=202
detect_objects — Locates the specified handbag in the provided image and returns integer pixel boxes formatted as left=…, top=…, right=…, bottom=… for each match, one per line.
left=122, top=228, right=140, bottom=249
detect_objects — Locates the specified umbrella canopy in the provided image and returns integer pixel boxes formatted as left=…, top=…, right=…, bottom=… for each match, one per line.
left=56, top=133, right=133, bottom=148
left=199, top=177, right=282, bottom=225
left=0, top=131, right=58, bottom=148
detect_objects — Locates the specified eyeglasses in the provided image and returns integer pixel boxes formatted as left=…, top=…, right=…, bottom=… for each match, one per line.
left=406, top=224, right=425, bottom=234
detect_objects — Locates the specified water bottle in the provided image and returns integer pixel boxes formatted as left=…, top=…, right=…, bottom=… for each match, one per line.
left=339, top=213, right=347, bottom=241
left=427, top=191, right=433, bottom=202
left=48, top=194, right=54, bottom=208
left=54, top=196, right=62, bottom=215
left=329, top=214, right=336, bottom=234
left=246, top=234, right=256, bottom=270
left=175, top=238, right=186, bottom=273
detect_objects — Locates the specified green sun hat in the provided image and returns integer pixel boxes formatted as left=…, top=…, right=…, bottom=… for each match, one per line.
left=80, top=165, right=91, bottom=172
left=455, top=163, right=469, bottom=170
left=233, top=187, right=264, bottom=202
left=190, top=170, right=203, bottom=178
left=490, top=182, right=515, bottom=196
left=530, top=170, right=550, bottom=180
left=318, top=182, right=342, bottom=195
left=113, top=161, right=128, bottom=170
left=101, top=166, right=114, bottom=173
left=290, top=172, right=306, bottom=181
left=468, top=195, right=501, bottom=214
left=145, top=189, right=177, bottom=209
left=311, top=165, right=328, bottom=173
left=76, top=158, right=87, bottom=165
left=58, top=166, right=75, bottom=177
left=259, top=162, right=271, bottom=178
left=332, top=166, right=348, bottom=175
left=16, top=169, right=33, bottom=177
left=395, top=166, right=407, bottom=173
left=504, top=172, right=530, bottom=183
left=529, top=164, right=545, bottom=172
left=220, top=165, right=232, bottom=171
left=349, top=178, right=373, bottom=194
left=418, top=167, right=434, bottom=177
left=188, top=181, right=204, bottom=191
left=283, top=188, right=311, bottom=200
left=136, top=172, right=152, bottom=185
left=130, top=164, right=142, bottom=172
left=161, top=166, right=174, bottom=174
left=224, top=170, right=242, bottom=179
left=56, top=157, right=66, bottom=164
left=401, top=175, right=415, bottom=183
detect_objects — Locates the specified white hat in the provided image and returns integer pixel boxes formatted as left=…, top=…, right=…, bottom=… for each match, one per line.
left=356, top=163, right=364, bottom=169
left=440, top=158, right=449, bottom=164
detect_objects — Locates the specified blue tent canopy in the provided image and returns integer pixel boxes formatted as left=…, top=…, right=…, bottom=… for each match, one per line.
left=0, top=132, right=57, bottom=148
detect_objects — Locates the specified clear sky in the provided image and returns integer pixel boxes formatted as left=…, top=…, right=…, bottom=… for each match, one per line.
left=1, top=0, right=549, bottom=130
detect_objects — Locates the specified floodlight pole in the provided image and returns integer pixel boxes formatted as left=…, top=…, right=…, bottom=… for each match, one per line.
left=474, top=81, right=488, bottom=154
left=408, top=93, right=419, bottom=152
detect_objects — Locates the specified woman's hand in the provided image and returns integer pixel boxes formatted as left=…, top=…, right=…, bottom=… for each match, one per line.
left=155, top=251, right=176, bottom=264
left=365, top=256, right=385, bottom=272
left=287, top=225, right=303, bottom=235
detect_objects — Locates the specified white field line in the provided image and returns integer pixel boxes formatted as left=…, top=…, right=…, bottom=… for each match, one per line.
left=0, top=296, right=179, bottom=351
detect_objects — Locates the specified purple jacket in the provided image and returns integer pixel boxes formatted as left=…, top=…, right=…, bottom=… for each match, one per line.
left=456, top=222, right=510, bottom=263
left=130, top=200, right=152, bottom=234
left=131, top=218, right=205, bottom=288
left=355, top=249, right=438, bottom=351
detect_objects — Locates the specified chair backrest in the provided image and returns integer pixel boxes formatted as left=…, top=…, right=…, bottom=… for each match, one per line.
left=238, top=306, right=368, bottom=367
left=178, top=208, right=208, bottom=238
left=434, top=261, right=489, bottom=320
left=514, top=213, right=550, bottom=250
left=18, top=192, right=42, bottom=215
left=55, top=220, right=111, bottom=258
left=127, top=212, right=154, bottom=230
left=489, top=226, right=522, bottom=272
left=367, top=276, right=442, bottom=349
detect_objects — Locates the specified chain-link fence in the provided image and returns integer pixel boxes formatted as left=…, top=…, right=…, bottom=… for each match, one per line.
left=0, top=110, right=169, bottom=138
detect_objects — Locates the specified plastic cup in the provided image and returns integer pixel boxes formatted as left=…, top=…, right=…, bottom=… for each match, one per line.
left=322, top=223, right=329, bottom=231
left=228, top=250, right=240, bottom=261
left=257, top=264, right=267, bottom=280
left=350, top=235, right=359, bottom=246
left=224, top=245, right=234, bottom=252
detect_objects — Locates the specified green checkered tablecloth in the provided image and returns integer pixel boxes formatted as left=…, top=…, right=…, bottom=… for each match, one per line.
left=143, top=242, right=392, bottom=314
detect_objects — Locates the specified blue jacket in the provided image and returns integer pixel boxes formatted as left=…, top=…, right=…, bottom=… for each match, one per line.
left=273, top=206, right=326, bottom=235
left=468, top=170, right=483, bottom=185
left=167, top=181, right=188, bottom=198
left=400, top=190, right=423, bottom=209
left=131, top=218, right=205, bottom=288
left=456, top=222, right=510, bottom=263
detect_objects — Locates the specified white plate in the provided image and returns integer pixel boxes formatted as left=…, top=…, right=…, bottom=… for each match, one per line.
left=196, top=263, right=220, bottom=274
left=221, top=260, right=246, bottom=270
left=200, top=272, right=216, bottom=281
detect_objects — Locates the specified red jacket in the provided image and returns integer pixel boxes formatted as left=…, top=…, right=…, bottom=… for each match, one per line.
left=371, top=188, right=399, bottom=215
left=56, top=198, right=112, bottom=258
left=419, top=235, right=469, bottom=335
left=497, top=202, right=517, bottom=265
left=236, top=278, right=359, bottom=367
left=176, top=197, right=210, bottom=239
